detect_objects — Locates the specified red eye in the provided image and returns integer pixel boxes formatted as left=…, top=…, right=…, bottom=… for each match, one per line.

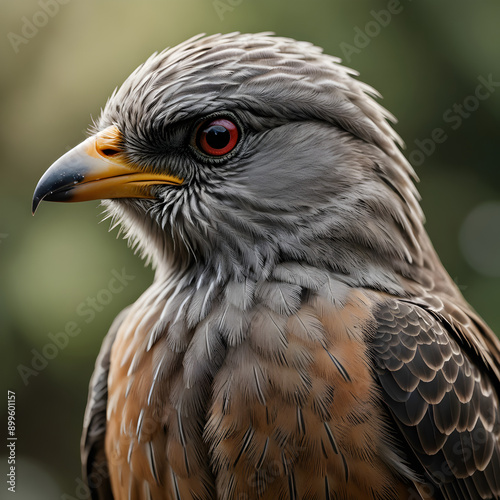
left=196, top=118, right=239, bottom=156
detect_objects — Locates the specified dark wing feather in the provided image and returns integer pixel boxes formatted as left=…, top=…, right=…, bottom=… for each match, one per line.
left=372, top=299, right=500, bottom=500
left=81, top=307, right=130, bottom=500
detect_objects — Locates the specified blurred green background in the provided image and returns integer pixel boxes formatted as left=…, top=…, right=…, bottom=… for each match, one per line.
left=1, top=1, right=500, bottom=498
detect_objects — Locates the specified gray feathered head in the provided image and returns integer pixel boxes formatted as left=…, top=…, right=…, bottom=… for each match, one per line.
left=33, top=32, right=432, bottom=294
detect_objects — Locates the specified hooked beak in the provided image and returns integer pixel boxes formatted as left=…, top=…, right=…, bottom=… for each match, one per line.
left=32, top=125, right=183, bottom=214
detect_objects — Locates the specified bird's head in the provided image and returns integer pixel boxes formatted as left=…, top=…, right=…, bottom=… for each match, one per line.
left=33, top=33, right=427, bottom=290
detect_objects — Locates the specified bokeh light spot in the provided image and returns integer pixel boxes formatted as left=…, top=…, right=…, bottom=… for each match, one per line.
left=1, top=457, right=62, bottom=499
left=459, top=202, right=500, bottom=277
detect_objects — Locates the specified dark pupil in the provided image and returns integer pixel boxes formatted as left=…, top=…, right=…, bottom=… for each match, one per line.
left=205, top=125, right=230, bottom=149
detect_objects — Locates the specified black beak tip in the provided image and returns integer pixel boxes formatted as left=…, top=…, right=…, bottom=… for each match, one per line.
left=31, top=186, right=76, bottom=214
left=32, top=180, right=49, bottom=215
left=31, top=195, right=41, bottom=215
left=32, top=166, right=84, bottom=215
left=31, top=180, right=47, bottom=215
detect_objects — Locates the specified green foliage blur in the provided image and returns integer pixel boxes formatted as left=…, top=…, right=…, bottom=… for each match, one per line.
left=1, top=0, right=499, bottom=497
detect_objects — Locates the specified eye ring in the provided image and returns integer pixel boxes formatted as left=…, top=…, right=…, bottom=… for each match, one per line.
left=195, top=117, right=240, bottom=157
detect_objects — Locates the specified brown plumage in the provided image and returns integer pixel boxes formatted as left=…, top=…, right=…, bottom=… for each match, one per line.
left=32, top=33, right=500, bottom=499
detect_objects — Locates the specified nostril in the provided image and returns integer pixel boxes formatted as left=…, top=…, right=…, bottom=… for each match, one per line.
left=100, top=148, right=120, bottom=157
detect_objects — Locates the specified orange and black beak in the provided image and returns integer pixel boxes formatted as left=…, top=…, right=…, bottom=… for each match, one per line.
left=32, top=125, right=183, bottom=214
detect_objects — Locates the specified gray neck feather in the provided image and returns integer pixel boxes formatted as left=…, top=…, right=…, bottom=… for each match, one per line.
left=99, top=33, right=449, bottom=302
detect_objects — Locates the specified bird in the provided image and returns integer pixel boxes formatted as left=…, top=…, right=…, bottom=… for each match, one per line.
left=32, top=32, right=500, bottom=500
